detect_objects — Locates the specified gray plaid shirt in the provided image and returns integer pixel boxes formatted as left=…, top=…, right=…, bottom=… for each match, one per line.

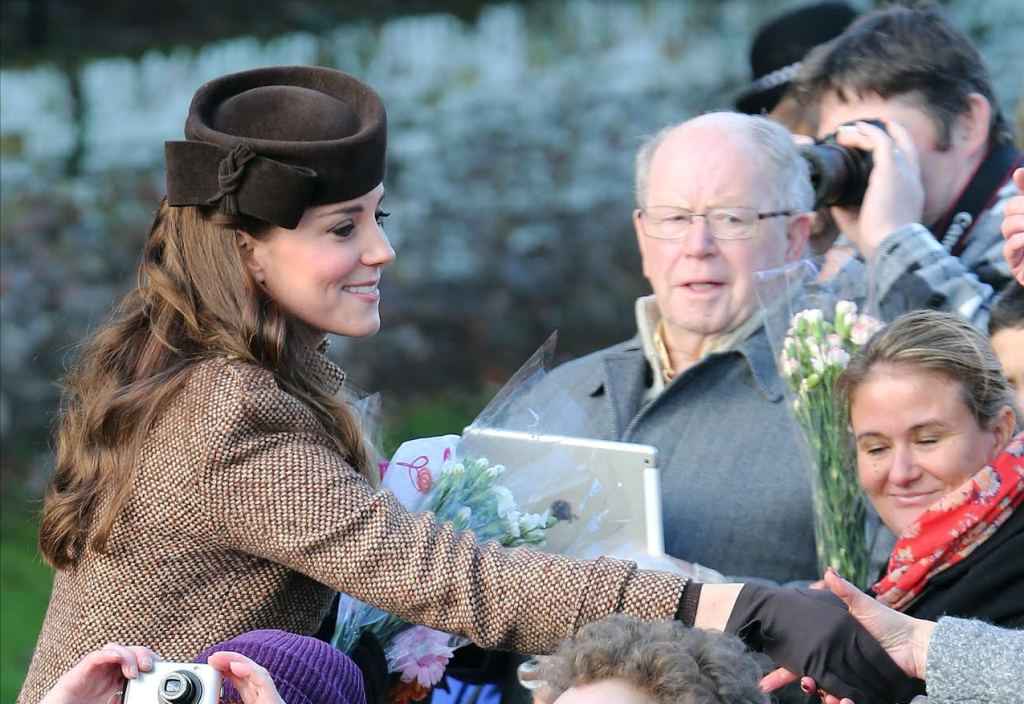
left=869, top=178, right=1017, bottom=328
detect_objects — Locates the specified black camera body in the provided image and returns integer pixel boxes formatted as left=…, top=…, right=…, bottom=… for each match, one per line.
left=801, top=119, right=887, bottom=209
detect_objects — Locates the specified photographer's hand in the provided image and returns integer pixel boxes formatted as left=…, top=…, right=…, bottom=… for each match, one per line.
left=831, top=120, right=925, bottom=258
left=1001, top=167, right=1024, bottom=286
left=40, top=643, right=157, bottom=704
left=206, top=651, right=286, bottom=704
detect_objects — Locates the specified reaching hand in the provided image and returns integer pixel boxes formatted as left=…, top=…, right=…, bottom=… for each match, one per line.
left=725, top=580, right=915, bottom=704
left=1001, top=167, right=1024, bottom=286
left=206, top=651, right=285, bottom=704
left=830, top=120, right=925, bottom=258
left=40, top=643, right=157, bottom=704
left=821, top=568, right=933, bottom=679
left=760, top=568, right=935, bottom=704
left=796, top=677, right=929, bottom=704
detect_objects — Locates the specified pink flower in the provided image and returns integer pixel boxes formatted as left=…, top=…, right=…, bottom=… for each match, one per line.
left=389, top=627, right=456, bottom=688
left=779, top=350, right=800, bottom=378
left=850, top=314, right=884, bottom=346
left=850, top=320, right=873, bottom=346
left=826, top=345, right=850, bottom=369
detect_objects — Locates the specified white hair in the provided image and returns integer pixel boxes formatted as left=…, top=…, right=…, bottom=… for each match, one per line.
left=634, top=111, right=814, bottom=213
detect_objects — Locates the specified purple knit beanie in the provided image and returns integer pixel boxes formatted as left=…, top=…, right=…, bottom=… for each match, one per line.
left=195, top=629, right=365, bottom=704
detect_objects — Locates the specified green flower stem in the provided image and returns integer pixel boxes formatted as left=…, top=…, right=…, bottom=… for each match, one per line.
left=791, top=367, right=871, bottom=588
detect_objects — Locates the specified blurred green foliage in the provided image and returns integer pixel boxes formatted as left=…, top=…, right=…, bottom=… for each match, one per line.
left=380, top=392, right=490, bottom=456
left=1, top=490, right=51, bottom=703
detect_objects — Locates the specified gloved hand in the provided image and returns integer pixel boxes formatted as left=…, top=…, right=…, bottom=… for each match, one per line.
left=725, top=583, right=916, bottom=704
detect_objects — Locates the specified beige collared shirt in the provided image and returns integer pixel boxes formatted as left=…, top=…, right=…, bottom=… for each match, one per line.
left=636, top=295, right=763, bottom=399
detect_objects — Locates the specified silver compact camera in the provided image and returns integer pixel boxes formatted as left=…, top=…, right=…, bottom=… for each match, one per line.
left=122, top=661, right=222, bottom=704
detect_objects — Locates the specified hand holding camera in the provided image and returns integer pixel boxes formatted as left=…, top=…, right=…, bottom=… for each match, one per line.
left=40, top=643, right=158, bottom=704
left=41, top=645, right=284, bottom=704
left=203, top=652, right=286, bottom=704
left=813, top=119, right=925, bottom=257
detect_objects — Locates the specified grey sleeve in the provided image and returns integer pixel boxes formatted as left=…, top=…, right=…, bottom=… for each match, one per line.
left=926, top=617, right=1024, bottom=704
left=870, top=223, right=1002, bottom=328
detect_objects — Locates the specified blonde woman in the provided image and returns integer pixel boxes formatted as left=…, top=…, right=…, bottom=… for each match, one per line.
left=838, top=309, right=1023, bottom=627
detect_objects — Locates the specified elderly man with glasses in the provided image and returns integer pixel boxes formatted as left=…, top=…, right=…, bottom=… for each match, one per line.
left=530, top=112, right=820, bottom=587
left=441, top=113, right=826, bottom=704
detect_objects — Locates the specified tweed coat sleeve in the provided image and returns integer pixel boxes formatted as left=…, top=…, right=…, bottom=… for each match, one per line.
left=199, top=360, right=687, bottom=654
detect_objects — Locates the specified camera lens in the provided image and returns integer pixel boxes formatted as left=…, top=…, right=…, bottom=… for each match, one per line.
left=801, top=118, right=887, bottom=210
left=801, top=141, right=873, bottom=209
left=158, top=672, right=202, bottom=704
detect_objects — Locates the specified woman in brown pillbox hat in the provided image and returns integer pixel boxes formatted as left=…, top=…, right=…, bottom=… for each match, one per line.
left=19, top=66, right=912, bottom=704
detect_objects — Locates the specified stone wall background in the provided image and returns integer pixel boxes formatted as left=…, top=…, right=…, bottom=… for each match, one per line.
left=2, top=0, right=1022, bottom=459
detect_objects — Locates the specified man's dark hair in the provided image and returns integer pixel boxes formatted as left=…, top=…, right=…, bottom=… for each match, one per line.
left=989, top=283, right=1024, bottom=336
left=795, top=2, right=1010, bottom=149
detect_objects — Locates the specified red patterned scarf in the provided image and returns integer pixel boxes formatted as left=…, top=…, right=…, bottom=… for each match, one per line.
left=873, top=433, right=1024, bottom=611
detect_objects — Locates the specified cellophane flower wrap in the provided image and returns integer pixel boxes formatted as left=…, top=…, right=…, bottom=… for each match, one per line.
left=755, top=251, right=884, bottom=588
left=332, top=335, right=671, bottom=702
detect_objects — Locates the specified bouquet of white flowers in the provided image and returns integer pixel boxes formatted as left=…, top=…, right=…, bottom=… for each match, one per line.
left=756, top=252, right=885, bottom=588
left=332, top=446, right=557, bottom=703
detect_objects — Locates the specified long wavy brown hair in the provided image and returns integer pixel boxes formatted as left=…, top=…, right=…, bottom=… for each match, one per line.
left=39, top=199, right=373, bottom=569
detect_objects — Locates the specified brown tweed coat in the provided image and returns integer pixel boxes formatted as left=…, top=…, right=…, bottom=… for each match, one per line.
left=19, top=351, right=687, bottom=702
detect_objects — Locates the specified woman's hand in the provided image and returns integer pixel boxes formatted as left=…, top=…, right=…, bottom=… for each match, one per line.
left=821, top=568, right=933, bottom=678
left=40, top=643, right=157, bottom=704
left=1002, top=168, right=1024, bottom=286
left=760, top=568, right=935, bottom=703
left=206, top=651, right=285, bottom=704
left=798, top=677, right=929, bottom=704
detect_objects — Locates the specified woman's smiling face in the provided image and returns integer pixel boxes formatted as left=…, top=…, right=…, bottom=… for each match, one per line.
left=850, top=364, right=1012, bottom=535
left=240, top=183, right=395, bottom=339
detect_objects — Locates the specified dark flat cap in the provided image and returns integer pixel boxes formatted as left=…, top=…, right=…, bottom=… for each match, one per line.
left=735, top=2, right=858, bottom=115
left=165, top=65, right=387, bottom=229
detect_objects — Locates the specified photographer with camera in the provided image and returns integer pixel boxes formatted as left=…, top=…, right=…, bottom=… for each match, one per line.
left=38, top=644, right=283, bottom=704
left=40, top=630, right=370, bottom=704
left=794, top=2, right=1020, bottom=326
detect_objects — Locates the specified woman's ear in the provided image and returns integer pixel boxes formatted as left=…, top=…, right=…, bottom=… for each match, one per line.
left=236, top=231, right=266, bottom=283
left=988, top=405, right=1017, bottom=460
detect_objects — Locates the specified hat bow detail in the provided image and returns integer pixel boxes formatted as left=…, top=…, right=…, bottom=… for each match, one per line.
left=164, top=140, right=318, bottom=229
left=207, top=143, right=257, bottom=215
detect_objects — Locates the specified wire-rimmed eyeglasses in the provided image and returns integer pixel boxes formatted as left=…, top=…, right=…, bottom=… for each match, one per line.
left=637, top=206, right=797, bottom=241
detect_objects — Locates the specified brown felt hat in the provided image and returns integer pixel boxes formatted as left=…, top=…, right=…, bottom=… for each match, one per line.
left=165, top=65, right=387, bottom=229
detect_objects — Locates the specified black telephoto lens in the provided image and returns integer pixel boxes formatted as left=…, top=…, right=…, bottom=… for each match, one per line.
left=801, top=140, right=874, bottom=209
left=801, top=119, right=886, bottom=209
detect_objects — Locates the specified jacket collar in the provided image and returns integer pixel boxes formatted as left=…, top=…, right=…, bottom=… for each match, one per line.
left=733, top=325, right=784, bottom=402
left=588, top=323, right=783, bottom=403
left=300, top=337, right=347, bottom=396
left=633, top=295, right=766, bottom=390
